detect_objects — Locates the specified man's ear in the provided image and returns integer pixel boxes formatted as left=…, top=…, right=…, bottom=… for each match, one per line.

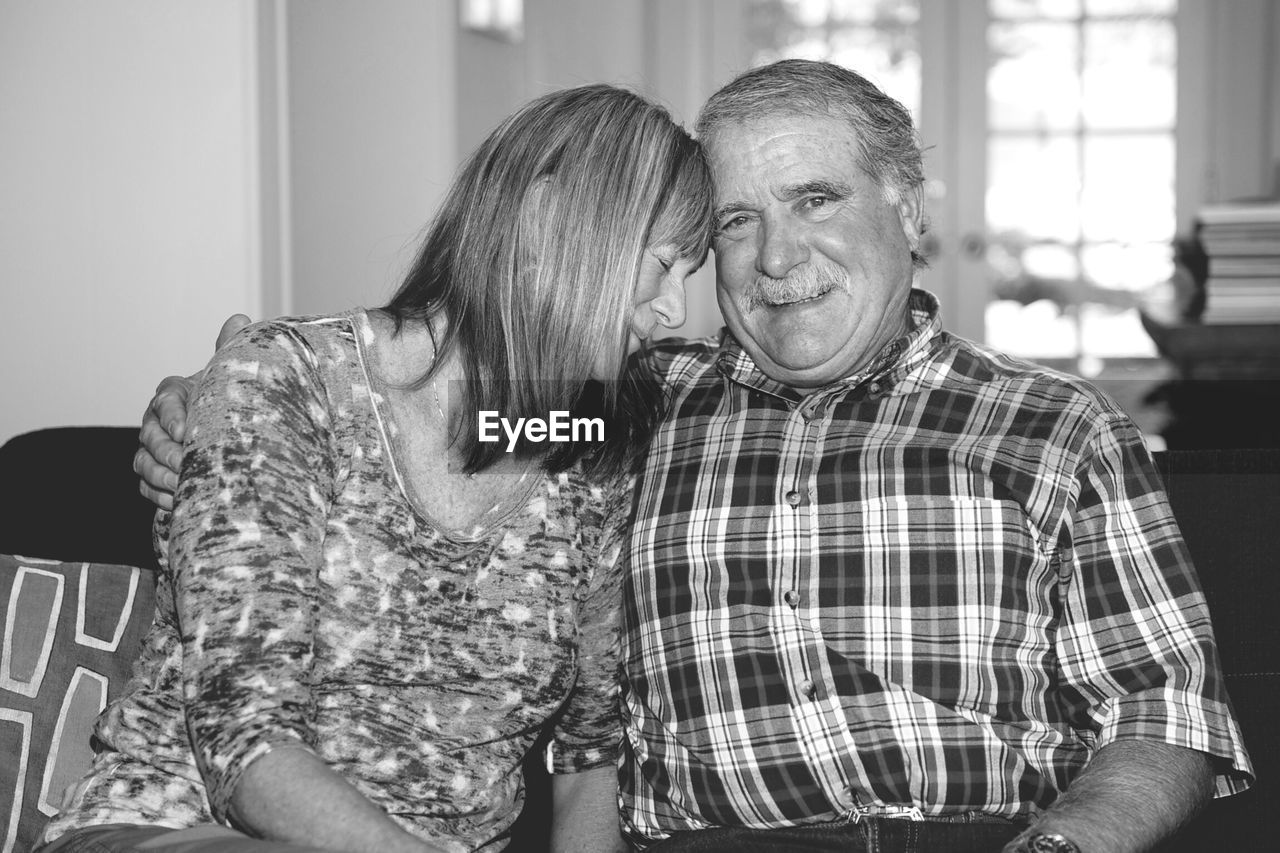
left=896, top=184, right=925, bottom=251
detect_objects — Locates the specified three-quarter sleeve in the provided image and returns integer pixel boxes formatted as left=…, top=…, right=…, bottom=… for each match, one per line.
left=167, top=321, right=337, bottom=822
left=544, top=474, right=635, bottom=774
left=1055, top=414, right=1254, bottom=796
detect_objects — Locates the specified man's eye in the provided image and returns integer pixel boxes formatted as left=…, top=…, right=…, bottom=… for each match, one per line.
left=718, top=215, right=749, bottom=233
left=804, top=196, right=830, bottom=210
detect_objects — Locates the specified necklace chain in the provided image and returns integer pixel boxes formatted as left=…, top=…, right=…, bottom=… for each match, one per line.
left=430, top=377, right=446, bottom=422
left=426, top=315, right=447, bottom=423
left=426, top=316, right=477, bottom=479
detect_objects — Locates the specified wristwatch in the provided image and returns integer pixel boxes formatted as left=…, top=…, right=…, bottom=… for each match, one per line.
left=1019, top=831, right=1082, bottom=853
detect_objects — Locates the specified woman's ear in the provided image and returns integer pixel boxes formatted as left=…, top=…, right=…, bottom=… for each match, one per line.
left=521, top=174, right=556, bottom=221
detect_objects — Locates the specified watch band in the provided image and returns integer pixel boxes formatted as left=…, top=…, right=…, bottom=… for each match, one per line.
left=1021, top=831, right=1082, bottom=853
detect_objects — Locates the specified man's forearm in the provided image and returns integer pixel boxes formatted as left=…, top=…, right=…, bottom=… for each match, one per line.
left=227, top=747, right=446, bottom=853
left=1004, top=740, right=1214, bottom=853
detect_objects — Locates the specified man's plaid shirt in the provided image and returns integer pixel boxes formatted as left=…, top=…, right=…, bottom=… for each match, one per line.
left=619, top=289, right=1252, bottom=845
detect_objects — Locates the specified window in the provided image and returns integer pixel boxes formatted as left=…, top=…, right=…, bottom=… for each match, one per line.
left=749, top=0, right=921, bottom=119
left=984, top=0, right=1176, bottom=366
left=747, top=0, right=1179, bottom=372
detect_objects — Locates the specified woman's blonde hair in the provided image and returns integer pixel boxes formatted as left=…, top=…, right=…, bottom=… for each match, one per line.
left=384, top=84, right=712, bottom=475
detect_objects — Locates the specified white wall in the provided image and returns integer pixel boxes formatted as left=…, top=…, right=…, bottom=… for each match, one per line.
left=0, top=0, right=459, bottom=447
left=284, top=0, right=456, bottom=315
left=0, top=0, right=263, bottom=445
left=1178, top=0, right=1280, bottom=232
left=1202, top=0, right=1280, bottom=203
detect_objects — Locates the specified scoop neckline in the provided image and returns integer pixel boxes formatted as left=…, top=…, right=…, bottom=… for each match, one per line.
left=348, top=308, right=545, bottom=545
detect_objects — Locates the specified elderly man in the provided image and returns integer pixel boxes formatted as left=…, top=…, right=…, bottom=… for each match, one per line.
left=617, top=60, right=1250, bottom=853
left=139, top=60, right=1249, bottom=853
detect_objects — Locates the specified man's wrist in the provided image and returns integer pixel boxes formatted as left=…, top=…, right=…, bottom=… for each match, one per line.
left=1010, top=830, right=1083, bottom=853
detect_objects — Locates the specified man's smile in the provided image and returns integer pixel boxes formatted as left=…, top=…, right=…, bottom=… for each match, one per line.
left=752, top=271, right=842, bottom=310
left=761, top=285, right=834, bottom=308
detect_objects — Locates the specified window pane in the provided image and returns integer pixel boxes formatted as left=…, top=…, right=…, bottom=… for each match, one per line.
left=1081, top=241, right=1172, bottom=291
left=988, top=135, right=1081, bottom=242
left=988, top=238, right=1081, bottom=316
left=1082, top=20, right=1175, bottom=128
left=828, top=0, right=919, bottom=24
left=749, top=0, right=921, bottom=119
left=985, top=300, right=1081, bottom=358
left=1078, top=303, right=1156, bottom=356
left=826, top=32, right=921, bottom=115
left=751, top=0, right=919, bottom=44
left=990, top=0, right=1082, bottom=19
left=1074, top=243, right=1168, bottom=357
left=1081, top=135, right=1174, bottom=242
left=1021, top=241, right=1081, bottom=280
left=1085, top=0, right=1175, bottom=15
left=989, top=22, right=1080, bottom=130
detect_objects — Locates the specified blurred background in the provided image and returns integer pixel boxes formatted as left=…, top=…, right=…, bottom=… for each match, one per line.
left=2, top=0, right=1279, bottom=449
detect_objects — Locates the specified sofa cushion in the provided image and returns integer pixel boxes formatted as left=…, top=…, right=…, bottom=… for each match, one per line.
left=0, top=555, right=157, bottom=853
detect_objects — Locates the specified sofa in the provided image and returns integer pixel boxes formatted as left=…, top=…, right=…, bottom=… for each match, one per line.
left=2, top=427, right=1276, bottom=853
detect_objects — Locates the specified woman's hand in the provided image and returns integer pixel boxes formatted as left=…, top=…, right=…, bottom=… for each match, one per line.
left=550, top=765, right=630, bottom=852
left=134, top=313, right=252, bottom=509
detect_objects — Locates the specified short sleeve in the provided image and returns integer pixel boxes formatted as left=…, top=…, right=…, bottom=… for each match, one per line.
left=544, top=473, right=635, bottom=774
left=166, top=321, right=337, bottom=821
left=1055, top=414, right=1254, bottom=796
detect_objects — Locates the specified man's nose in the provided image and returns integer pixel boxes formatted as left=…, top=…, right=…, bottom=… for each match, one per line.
left=755, top=215, right=808, bottom=279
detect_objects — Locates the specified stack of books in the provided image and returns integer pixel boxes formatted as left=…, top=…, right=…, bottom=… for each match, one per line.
left=1196, top=199, right=1280, bottom=323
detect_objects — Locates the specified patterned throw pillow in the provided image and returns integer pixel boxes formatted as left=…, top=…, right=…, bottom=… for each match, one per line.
left=0, top=555, right=157, bottom=853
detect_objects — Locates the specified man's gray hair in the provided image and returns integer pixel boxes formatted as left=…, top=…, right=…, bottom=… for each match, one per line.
left=695, top=59, right=924, bottom=206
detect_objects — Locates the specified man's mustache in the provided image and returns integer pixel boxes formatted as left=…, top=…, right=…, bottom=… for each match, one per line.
left=744, top=262, right=848, bottom=311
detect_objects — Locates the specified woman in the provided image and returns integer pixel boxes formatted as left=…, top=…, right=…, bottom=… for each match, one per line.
left=39, top=84, right=711, bottom=853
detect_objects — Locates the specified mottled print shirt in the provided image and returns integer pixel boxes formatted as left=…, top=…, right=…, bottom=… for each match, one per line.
left=43, top=312, right=629, bottom=851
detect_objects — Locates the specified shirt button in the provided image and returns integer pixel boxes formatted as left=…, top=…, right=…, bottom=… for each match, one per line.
left=785, top=490, right=802, bottom=507
left=784, top=589, right=800, bottom=607
left=798, top=679, right=816, bottom=698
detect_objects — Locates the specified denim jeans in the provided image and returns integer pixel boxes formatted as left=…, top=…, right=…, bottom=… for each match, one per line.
left=649, top=815, right=1027, bottom=853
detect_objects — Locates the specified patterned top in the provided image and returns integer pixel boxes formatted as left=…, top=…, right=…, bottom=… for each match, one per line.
left=42, top=312, right=630, bottom=852
left=619, top=289, right=1253, bottom=846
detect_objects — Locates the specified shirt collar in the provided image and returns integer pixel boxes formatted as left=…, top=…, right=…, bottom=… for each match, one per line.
left=714, top=288, right=943, bottom=401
